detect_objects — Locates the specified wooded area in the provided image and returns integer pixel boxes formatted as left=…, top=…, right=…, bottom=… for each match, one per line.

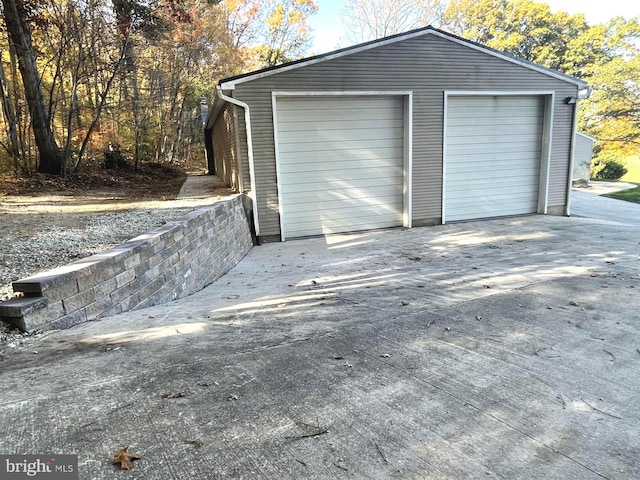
left=0, top=0, right=317, bottom=175
left=0, top=0, right=638, bottom=177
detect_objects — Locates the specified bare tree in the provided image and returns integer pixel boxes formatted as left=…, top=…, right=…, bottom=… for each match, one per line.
left=342, top=0, right=446, bottom=44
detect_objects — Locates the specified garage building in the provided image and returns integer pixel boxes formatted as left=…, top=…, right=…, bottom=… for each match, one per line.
left=206, top=26, right=586, bottom=242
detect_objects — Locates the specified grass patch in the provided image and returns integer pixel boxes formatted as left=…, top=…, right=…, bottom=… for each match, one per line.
left=605, top=183, right=640, bottom=204
left=621, top=155, right=640, bottom=183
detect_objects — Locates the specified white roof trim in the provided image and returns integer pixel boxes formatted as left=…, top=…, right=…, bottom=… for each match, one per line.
left=219, top=28, right=587, bottom=90
left=576, top=131, right=597, bottom=142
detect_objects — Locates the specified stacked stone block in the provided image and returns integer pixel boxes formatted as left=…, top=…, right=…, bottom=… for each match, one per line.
left=0, top=194, right=253, bottom=332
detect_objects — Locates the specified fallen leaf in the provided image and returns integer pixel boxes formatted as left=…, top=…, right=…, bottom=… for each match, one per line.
left=112, top=447, right=141, bottom=470
left=162, top=391, right=185, bottom=399
left=183, top=439, right=203, bottom=447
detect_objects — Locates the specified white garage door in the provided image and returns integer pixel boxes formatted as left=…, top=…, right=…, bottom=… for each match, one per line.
left=275, top=96, right=405, bottom=239
left=444, top=95, right=544, bottom=222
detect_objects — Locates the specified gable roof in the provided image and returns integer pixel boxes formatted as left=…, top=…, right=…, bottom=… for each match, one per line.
left=219, top=26, right=587, bottom=90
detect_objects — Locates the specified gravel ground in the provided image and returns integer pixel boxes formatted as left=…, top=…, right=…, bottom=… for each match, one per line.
left=0, top=184, right=230, bottom=350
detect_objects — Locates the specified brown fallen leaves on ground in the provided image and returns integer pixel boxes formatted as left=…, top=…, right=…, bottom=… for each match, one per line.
left=112, top=447, right=141, bottom=470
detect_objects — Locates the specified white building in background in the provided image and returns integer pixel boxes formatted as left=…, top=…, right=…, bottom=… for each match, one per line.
left=573, top=132, right=596, bottom=184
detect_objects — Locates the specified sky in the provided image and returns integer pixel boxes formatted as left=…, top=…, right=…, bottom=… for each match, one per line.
left=309, top=0, right=640, bottom=54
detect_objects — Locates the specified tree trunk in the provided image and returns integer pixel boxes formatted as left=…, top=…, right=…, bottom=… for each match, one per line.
left=1, top=0, right=63, bottom=174
left=0, top=53, right=21, bottom=174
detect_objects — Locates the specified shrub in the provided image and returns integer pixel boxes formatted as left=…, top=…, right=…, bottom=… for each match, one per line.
left=590, top=155, right=628, bottom=180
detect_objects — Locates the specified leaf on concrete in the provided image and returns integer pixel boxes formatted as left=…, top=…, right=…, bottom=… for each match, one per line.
left=112, top=447, right=140, bottom=470
left=183, top=439, right=203, bottom=447
left=162, top=391, right=185, bottom=399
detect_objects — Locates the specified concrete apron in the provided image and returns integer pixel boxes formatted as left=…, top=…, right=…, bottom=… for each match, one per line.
left=1, top=215, right=639, bottom=479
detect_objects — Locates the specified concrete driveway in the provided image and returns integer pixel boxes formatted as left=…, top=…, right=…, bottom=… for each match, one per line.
left=1, top=215, right=639, bottom=479
left=571, top=182, right=640, bottom=227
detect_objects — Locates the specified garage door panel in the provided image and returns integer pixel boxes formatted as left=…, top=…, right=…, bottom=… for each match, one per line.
left=445, top=177, right=540, bottom=193
left=276, top=95, right=405, bottom=238
left=447, top=126, right=542, bottom=138
left=444, top=95, right=543, bottom=222
left=447, top=133, right=543, bottom=146
left=277, top=109, right=404, bottom=128
left=278, top=128, right=403, bottom=146
left=278, top=119, right=405, bottom=136
left=279, top=158, right=404, bottom=175
left=446, top=159, right=540, bottom=173
left=446, top=142, right=541, bottom=156
left=282, top=176, right=404, bottom=194
left=284, top=188, right=403, bottom=205
left=278, top=136, right=404, bottom=154
left=448, top=115, right=544, bottom=127
left=277, top=148, right=402, bottom=167
left=285, top=215, right=398, bottom=237
left=284, top=196, right=404, bottom=218
left=447, top=96, right=543, bottom=111
left=285, top=219, right=401, bottom=239
left=278, top=96, right=401, bottom=112
left=446, top=187, right=539, bottom=203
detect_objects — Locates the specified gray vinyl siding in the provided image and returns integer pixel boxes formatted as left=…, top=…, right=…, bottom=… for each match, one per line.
left=212, top=103, right=242, bottom=190
left=233, top=34, right=578, bottom=237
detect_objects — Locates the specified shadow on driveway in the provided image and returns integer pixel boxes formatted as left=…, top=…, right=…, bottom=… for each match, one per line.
left=1, top=215, right=639, bottom=479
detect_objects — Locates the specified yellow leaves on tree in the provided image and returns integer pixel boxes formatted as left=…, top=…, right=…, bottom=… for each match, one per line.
left=223, top=0, right=318, bottom=68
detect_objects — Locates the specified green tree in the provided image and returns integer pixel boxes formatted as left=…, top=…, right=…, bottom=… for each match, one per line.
left=580, top=54, right=640, bottom=156
left=442, top=0, right=640, bottom=155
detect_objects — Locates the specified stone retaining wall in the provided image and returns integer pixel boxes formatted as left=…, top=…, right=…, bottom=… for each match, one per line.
left=0, top=194, right=253, bottom=332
